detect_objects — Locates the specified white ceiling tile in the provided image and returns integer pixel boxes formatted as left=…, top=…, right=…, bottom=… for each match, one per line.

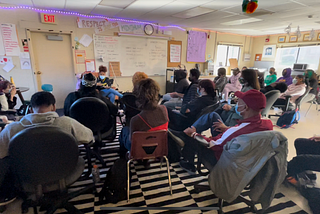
left=32, top=0, right=65, bottom=9
left=175, top=0, right=216, bottom=6
left=0, top=0, right=33, bottom=6
left=114, top=0, right=174, bottom=18
left=65, top=0, right=101, bottom=14
left=265, top=2, right=306, bottom=12
left=99, top=0, right=136, bottom=9
left=202, top=0, right=241, bottom=11
left=91, top=5, right=123, bottom=17
left=171, top=7, right=214, bottom=18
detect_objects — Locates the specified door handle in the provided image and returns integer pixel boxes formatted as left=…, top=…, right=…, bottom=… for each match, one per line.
left=36, top=71, right=42, bottom=75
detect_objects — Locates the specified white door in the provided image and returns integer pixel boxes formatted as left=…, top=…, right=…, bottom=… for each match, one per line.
left=30, top=32, right=76, bottom=109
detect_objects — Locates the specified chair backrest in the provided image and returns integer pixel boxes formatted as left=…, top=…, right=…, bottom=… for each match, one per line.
left=199, top=102, right=220, bottom=117
left=261, top=90, right=280, bottom=117
left=295, top=86, right=311, bottom=110
left=41, top=84, right=53, bottom=92
left=131, top=130, right=168, bottom=160
left=8, top=126, right=79, bottom=186
left=70, top=97, right=109, bottom=132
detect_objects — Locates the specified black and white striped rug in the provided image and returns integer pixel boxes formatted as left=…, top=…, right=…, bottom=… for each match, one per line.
left=61, top=125, right=308, bottom=214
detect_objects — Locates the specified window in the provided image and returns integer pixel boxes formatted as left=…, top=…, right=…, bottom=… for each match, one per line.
left=275, top=45, right=320, bottom=71
left=216, top=45, right=241, bottom=66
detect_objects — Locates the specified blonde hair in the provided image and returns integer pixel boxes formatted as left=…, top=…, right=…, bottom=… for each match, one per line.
left=132, top=72, right=148, bottom=87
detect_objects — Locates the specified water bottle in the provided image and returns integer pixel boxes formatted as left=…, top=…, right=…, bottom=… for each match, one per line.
left=92, top=165, right=100, bottom=183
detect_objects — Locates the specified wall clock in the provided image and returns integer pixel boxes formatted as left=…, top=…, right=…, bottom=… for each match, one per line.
left=144, top=24, right=154, bottom=35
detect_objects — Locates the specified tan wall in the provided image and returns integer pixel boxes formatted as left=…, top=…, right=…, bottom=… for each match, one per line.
left=0, top=9, right=254, bottom=101
left=251, top=31, right=320, bottom=74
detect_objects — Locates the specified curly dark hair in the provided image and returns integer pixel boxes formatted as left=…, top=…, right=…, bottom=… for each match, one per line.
left=199, top=79, right=216, bottom=98
left=99, top=65, right=107, bottom=73
left=242, top=69, right=260, bottom=90
left=133, top=78, right=160, bottom=110
left=0, top=80, right=10, bottom=93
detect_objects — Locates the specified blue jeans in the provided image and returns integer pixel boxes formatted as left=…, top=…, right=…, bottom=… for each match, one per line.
left=100, top=88, right=123, bottom=103
left=192, top=111, right=223, bottom=137
left=119, top=126, right=131, bottom=151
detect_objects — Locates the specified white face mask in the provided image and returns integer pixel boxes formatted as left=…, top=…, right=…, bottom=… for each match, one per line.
left=293, top=79, right=298, bottom=85
left=100, top=75, right=106, bottom=80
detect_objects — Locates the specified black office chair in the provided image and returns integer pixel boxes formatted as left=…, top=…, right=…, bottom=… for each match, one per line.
left=261, top=90, right=280, bottom=118
left=9, top=126, right=93, bottom=214
left=120, top=93, right=140, bottom=126
left=70, top=97, right=115, bottom=170
left=269, top=87, right=310, bottom=119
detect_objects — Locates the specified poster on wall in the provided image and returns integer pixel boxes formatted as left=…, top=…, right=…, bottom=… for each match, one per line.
left=0, top=23, right=20, bottom=56
left=77, top=17, right=109, bottom=28
left=85, top=59, right=95, bottom=72
left=170, top=44, right=181, bottom=63
left=0, top=29, right=5, bottom=56
left=75, top=50, right=86, bottom=64
left=187, top=31, right=207, bottom=62
left=262, top=45, right=276, bottom=59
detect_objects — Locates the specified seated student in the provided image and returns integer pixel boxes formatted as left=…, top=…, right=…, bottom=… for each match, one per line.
left=241, top=66, right=247, bottom=71
left=164, top=68, right=200, bottom=109
left=167, top=79, right=218, bottom=131
left=64, top=73, right=118, bottom=132
left=121, top=72, right=148, bottom=126
left=256, top=69, right=265, bottom=89
left=222, top=68, right=241, bottom=102
left=273, top=75, right=306, bottom=107
left=260, top=82, right=288, bottom=94
left=264, top=67, right=277, bottom=86
left=304, top=69, right=318, bottom=102
left=171, top=90, right=273, bottom=173
left=0, top=91, right=94, bottom=204
left=162, top=69, right=189, bottom=102
left=0, top=81, right=17, bottom=111
left=213, top=67, right=228, bottom=92
left=276, top=68, right=293, bottom=85
left=239, top=69, right=260, bottom=92
left=119, top=78, right=169, bottom=161
left=97, top=65, right=123, bottom=103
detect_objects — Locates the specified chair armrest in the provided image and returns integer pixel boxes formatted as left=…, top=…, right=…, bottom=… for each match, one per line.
left=284, top=95, right=292, bottom=111
left=0, top=109, right=17, bottom=115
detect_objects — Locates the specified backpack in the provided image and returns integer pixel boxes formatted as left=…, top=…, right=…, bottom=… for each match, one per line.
left=276, top=110, right=300, bottom=129
left=98, top=158, right=131, bottom=203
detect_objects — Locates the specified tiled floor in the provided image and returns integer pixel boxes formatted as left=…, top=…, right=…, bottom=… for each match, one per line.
left=3, top=101, right=320, bottom=214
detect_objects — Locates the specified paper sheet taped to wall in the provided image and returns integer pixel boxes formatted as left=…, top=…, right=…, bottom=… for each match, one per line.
left=187, top=31, right=207, bottom=62
left=1, top=23, right=20, bottom=56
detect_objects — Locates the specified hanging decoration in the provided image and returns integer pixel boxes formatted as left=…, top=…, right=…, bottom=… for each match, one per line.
left=242, top=0, right=258, bottom=14
left=296, top=26, right=301, bottom=38
left=284, top=23, right=291, bottom=36
left=309, top=29, right=315, bottom=40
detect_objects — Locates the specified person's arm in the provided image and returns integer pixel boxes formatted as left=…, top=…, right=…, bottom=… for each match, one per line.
left=264, top=75, right=271, bottom=85
left=69, top=118, right=94, bottom=144
left=63, top=93, right=75, bottom=117
left=0, top=123, right=13, bottom=159
left=170, top=92, right=184, bottom=98
left=271, top=75, right=277, bottom=84
left=0, top=94, right=8, bottom=111
left=187, top=84, right=199, bottom=101
left=284, top=85, right=306, bottom=97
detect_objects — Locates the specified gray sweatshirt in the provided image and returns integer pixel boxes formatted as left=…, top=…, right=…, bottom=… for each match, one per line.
left=0, top=112, right=94, bottom=159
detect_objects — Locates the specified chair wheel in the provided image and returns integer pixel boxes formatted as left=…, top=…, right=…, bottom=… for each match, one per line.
left=250, top=205, right=258, bottom=213
left=194, top=188, right=201, bottom=194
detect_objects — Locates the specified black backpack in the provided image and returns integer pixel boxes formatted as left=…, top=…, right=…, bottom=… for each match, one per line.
left=276, top=109, right=300, bottom=129
left=98, top=158, right=130, bottom=203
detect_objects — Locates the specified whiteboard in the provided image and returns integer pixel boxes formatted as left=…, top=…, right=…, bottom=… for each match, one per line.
left=94, top=35, right=167, bottom=76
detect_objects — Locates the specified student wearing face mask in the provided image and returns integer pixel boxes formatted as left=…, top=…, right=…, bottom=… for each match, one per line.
left=222, top=68, right=242, bottom=102
left=96, top=65, right=123, bottom=103
left=273, top=75, right=306, bottom=108
left=264, top=67, right=277, bottom=86
left=170, top=90, right=273, bottom=173
left=239, top=69, right=261, bottom=92
left=276, top=68, right=293, bottom=85
left=0, top=81, right=17, bottom=111
left=167, top=79, right=218, bottom=131
left=164, top=68, right=200, bottom=109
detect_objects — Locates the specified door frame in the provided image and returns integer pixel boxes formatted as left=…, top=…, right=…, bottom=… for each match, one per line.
left=26, top=29, right=77, bottom=91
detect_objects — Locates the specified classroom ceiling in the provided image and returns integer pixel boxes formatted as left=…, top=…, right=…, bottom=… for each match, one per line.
left=2, top=0, right=320, bottom=36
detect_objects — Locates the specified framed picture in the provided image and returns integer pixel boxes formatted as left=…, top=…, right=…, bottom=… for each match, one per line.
left=289, top=35, right=298, bottom=42
left=303, top=34, right=310, bottom=41
left=317, top=33, right=320, bottom=41
left=278, top=36, right=286, bottom=43
left=262, top=45, right=276, bottom=59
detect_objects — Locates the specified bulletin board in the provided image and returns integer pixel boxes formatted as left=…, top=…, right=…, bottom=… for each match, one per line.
left=167, top=40, right=182, bottom=67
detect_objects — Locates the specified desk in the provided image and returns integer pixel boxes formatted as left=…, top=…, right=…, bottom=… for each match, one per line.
left=16, top=87, right=30, bottom=104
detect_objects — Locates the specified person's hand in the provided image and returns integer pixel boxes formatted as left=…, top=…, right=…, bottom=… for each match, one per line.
left=0, top=116, right=8, bottom=123
left=212, top=119, right=228, bottom=133
left=104, top=86, right=110, bottom=89
left=170, top=92, right=178, bottom=98
left=96, top=83, right=103, bottom=86
left=185, top=109, right=190, bottom=113
left=184, top=126, right=196, bottom=137
left=10, top=86, right=16, bottom=100
left=222, top=104, right=232, bottom=111
left=172, top=109, right=180, bottom=113
left=309, top=136, right=320, bottom=142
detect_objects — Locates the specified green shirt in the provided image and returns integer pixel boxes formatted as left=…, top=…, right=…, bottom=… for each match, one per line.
left=264, top=74, right=277, bottom=86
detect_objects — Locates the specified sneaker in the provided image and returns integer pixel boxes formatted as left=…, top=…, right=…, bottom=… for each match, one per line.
left=168, top=129, right=186, bottom=147
left=179, top=160, right=196, bottom=174
left=0, top=193, right=16, bottom=206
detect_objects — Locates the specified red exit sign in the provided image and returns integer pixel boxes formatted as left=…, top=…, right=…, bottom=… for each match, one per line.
left=40, top=13, right=57, bottom=24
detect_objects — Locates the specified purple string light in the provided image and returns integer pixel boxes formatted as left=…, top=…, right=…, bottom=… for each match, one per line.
left=0, top=5, right=186, bottom=31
